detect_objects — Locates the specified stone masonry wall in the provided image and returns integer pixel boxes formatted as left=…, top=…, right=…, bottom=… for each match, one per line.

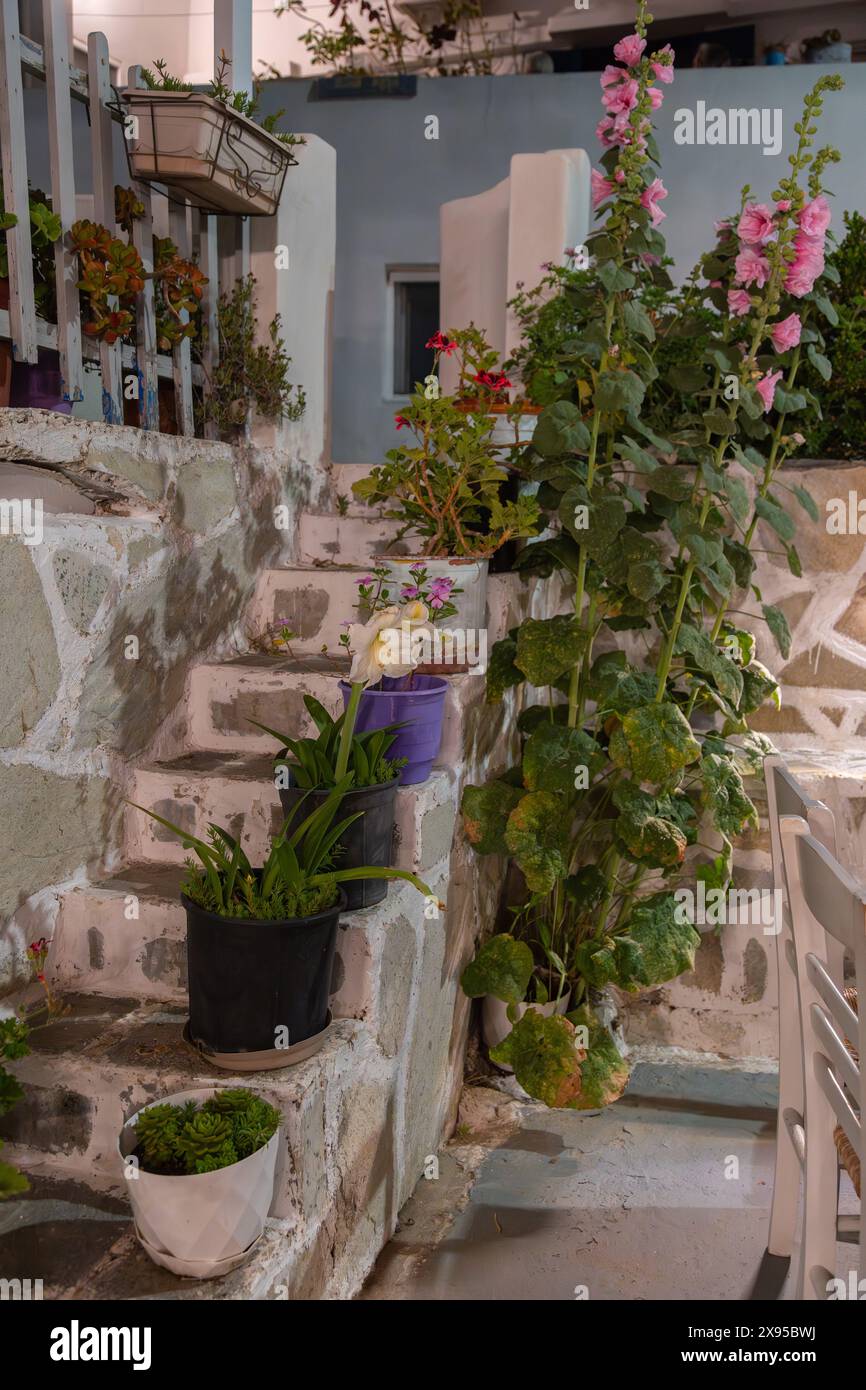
left=0, top=411, right=324, bottom=997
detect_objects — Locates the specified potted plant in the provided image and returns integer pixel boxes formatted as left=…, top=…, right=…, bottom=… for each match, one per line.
left=352, top=335, right=539, bottom=632
left=122, top=54, right=305, bottom=216
left=119, top=1087, right=280, bottom=1277
left=199, top=273, right=305, bottom=439
left=457, top=7, right=844, bottom=1112
left=252, top=693, right=407, bottom=911
left=69, top=216, right=145, bottom=346
left=130, top=779, right=438, bottom=1068
left=1, top=181, right=66, bottom=411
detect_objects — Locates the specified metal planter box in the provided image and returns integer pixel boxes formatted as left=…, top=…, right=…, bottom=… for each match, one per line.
left=121, top=90, right=294, bottom=216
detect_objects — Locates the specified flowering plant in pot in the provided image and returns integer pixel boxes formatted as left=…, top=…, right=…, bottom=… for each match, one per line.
left=130, top=779, right=438, bottom=1068
left=459, top=3, right=843, bottom=1111
left=119, top=1087, right=280, bottom=1277
left=1, top=180, right=66, bottom=410
left=352, top=341, right=540, bottom=630
left=252, top=692, right=408, bottom=911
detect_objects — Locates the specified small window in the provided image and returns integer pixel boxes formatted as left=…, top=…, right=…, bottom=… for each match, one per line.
left=387, top=267, right=440, bottom=399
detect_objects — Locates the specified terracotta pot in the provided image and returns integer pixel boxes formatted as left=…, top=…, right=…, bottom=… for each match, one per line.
left=119, top=1086, right=279, bottom=1278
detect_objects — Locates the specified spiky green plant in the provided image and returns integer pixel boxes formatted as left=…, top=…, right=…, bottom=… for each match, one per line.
left=133, top=1090, right=281, bottom=1176
left=251, top=693, right=406, bottom=790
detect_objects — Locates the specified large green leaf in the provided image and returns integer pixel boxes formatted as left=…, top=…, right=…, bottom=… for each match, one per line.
left=461, top=781, right=525, bottom=855
left=460, top=934, right=533, bottom=1003
left=609, top=702, right=701, bottom=785
left=700, top=753, right=759, bottom=838
left=675, top=622, right=743, bottom=707
left=762, top=603, right=792, bottom=660
left=532, top=401, right=591, bottom=456
left=505, top=790, right=571, bottom=893
left=613, top=781, right=688, bottom=868
left=486, top=636, right=524, bottom=703
left=613, top=892, right=701, bottom=991
left=515, top=615, right=586, bottom=688
left=739, top=660, right=780, bottom=715
left=595, top=369, right=645, bottom=415
left=589, top=653, right=656, bottom=715
left=523, top=724, right=604, bottom=797
left=565, top=1007, right=631, bottom=1110
left=490, top=1010, right=584, bottom=1108
left=754, top=494, right=795, bottom=542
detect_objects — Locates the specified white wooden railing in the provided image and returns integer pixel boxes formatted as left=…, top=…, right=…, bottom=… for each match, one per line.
left=0, top=0, right=227, bottom=434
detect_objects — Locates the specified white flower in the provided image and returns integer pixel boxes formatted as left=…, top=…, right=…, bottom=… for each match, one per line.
left=347, top=603, right=435, bottom=685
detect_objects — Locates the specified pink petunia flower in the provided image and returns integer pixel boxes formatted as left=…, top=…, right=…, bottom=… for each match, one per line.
left=737, top=203, right=775, bottom=246
left=734, top=247, right=771, bottom=288
left=798, top=194, right=832, bottom=240
left=591, top=168, right=616, bottom=208
left=769, top=312, right=802, bottom=353
left=756, top=369, right=783, bottom=413
left=727, top=289, right=753, bottom=317
left=613, top=33, right=646, bottom=66
left=641, top=177, right=668, bottom=228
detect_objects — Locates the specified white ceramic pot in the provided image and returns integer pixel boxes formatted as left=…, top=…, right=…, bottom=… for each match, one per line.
left=122, top=91, right=291, bottom=216
left=119, top=1087, right=279, bottom=1278
left=482, top=991, right=572, bottom=1073
left=373, top=554, right=489, bottom=638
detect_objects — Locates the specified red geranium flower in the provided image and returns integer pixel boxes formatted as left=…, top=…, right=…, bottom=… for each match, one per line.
left=473, top=371, right=512, bottom=394
left=395, top=414, right=411, bottom=430
left=426, top=330, right=457, bottom=355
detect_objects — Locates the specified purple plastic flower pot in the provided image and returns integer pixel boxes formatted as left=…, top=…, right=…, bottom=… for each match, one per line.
left=340, top=675, right=448, bottom=786
left=10, top=349, right=73, bottom=413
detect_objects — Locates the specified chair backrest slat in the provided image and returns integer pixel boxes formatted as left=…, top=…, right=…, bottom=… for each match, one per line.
left=810, top=999, right=860, bottom=1100
left=805, top=952, right=858, bottom=1039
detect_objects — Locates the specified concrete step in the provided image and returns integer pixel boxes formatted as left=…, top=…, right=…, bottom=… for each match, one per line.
left=298, top=511, right=404, bottom=565
left=126, top=750, right=457, bottom=870
left=0, top=992, right=403, bottom=1298
left=245, top=567, right=531, bottom=659
left=329, top=463, right=376, bottom=516
left=50, top=857, right=451, bottom=1039
left=184, top=652, right=488, bottom=770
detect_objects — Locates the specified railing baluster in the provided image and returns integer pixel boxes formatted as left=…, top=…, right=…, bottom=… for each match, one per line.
left=198, top=210, right=219, bottom=439
left=87, top=31, right=123, bottom=423
left=42, top=0, right=83, bottom=403
left=126, top=64, right=159, bottom=430
left=0, top=0, right=38, bottom=364
left=169, top=200, right=194, bottom=436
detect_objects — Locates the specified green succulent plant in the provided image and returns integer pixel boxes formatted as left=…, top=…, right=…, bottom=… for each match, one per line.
left=133, top=1089, right=280, bottom=1176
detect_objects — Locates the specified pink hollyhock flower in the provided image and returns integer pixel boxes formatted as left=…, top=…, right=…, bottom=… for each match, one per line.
left=714, top=218, right=731, bottom=236
left=651, top=44, right=675, bottom=82
left=756, top=369, right=783, bottom=413
left=602, top=77, right=639, bottom=115
left=600, top=64, right=625, bottom=88
left=591, top=168, right=616, bottom=208
left=641, top=177, right=668, bottom=227
left=596, top=116, right=616, bottom=148
left=647, top=86, right=664, bottom=111
left=785, top=232, right=825, bottom=297
left=640, top=253, right=660, bottom=268
left=798, top=194, right=832, bottom=240
left=737, top=203, right=775, bottom=246
left=727, top=289, right=752, bottom=317
left=776, top=199, right=791, bottom=213
left=734, top=247, right=771, bottom=288
left=613, top=33, right=646, bottom=66
left=709, top=280, right=722, bottom=288
left=769, top=312, right=802, bottom=353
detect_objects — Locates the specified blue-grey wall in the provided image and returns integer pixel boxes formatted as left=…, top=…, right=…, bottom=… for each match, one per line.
left=258, top=65, right=865, bottom=466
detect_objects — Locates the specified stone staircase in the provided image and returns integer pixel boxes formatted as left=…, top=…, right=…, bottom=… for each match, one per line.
left=0, top=489, right=563, bottom=1300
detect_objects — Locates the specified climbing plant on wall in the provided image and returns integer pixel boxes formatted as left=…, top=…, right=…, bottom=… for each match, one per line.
left=459, top=0, right=844, bottom=1108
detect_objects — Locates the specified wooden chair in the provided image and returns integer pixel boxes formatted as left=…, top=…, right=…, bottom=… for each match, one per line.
left=779, top=813, right=864, bottom=1298
left=765, top=756, right=838, bottom=1270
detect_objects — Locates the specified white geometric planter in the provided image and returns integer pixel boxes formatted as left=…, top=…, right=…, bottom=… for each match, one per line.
left=118, top=1087, right=279, bottom=1279
left=482, top=992, right=572, bottom=1073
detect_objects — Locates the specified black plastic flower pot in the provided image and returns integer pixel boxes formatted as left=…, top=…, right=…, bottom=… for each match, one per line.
left=278, top=774, right=399, bottom=911
left=182, top=889, right=345, bottom=1059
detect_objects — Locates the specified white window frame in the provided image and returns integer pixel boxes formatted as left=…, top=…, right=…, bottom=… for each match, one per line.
left=384, top=264, right=440, bottom=403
